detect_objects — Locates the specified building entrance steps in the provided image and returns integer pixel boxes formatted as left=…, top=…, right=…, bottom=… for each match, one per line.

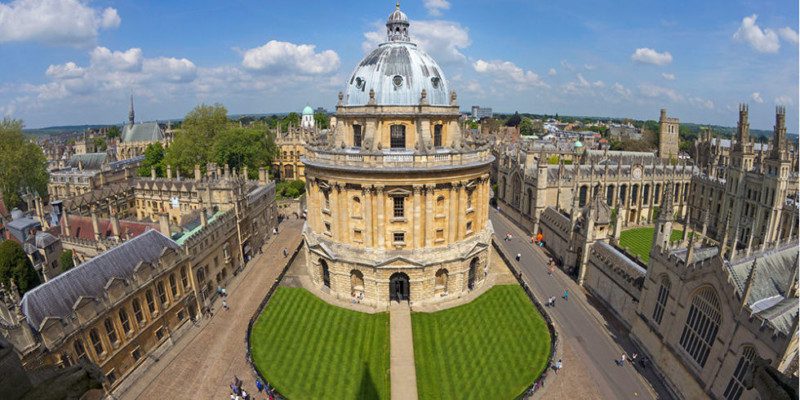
left=389, top=301, right=419, bottom=400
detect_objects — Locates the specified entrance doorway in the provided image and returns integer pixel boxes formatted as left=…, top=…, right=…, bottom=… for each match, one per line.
left=320, top=259, right=330, bottom=288
left=468, top=258, right=479, bottom=290
left=389, top=272, right=410, bottom=301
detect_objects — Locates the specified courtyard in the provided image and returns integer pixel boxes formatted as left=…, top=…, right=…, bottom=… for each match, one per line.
left=619, top=226, right=685, bottom=263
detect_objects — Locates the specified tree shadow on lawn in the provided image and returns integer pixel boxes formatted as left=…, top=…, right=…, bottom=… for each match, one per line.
left=357, top=362, right=381, bottom=400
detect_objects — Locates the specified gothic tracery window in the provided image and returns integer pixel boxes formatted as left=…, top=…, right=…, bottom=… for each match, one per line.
left=679, top=286, right=721, bottom=368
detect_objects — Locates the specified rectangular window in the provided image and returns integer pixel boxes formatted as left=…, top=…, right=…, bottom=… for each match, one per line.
left=433, top=124, right=443, bottom=147
left=133, top=299, right=145, bottom=325
left=155, top=327, right=164, bottom=340
left=131, top=347, right=143, bottom=362
left=104, top=318, right=118, bottom=344
left=466, top=221, right=473, bottom=233
left=393, top=197, right=405, bottom=218
left=435, top=229, right=444, bottom=240
left=106, top=371, right=117, bottom=385
left=324, top=222, right=331, bottom=233
left=390, top=125, right=406, bottom=149
left=180, top=267, right=189, bottom=290
left=324, top=191, right=331, bottom=209
left=90, top=329, right=104, bottom=356
left=169, top=274, right=178, bottom=297
left=353, top=229, right=363, bottom=242
left=157, top=282, right=168, bottom=305
left=393, top=232, right=405, bottom=243
left=146, top=290, right=156, bottom=314
left=353, top=125, right=362, bottom=147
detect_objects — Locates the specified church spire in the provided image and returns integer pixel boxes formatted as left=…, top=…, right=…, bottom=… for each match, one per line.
left=128, top=93, right=135, bottom=126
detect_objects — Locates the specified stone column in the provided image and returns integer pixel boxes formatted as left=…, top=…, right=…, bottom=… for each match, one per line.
left=337, top=183, right=348, bottom=243
left=458, top=181, right=468, bottom=238
left=448, top=183, right=458, bottom=243
left=364, top=186, right=374, bottom=248
left=413, top=185, right=422, bottom=249
left=375, top=185, right=385, bottom=248
left=330, top=181, right=341, bottom=240
left=424, top=184, right=435, bottom=246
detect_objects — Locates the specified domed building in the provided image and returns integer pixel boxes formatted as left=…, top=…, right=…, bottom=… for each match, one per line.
left=302, top=4, right=494, bottom=307
left=301, top=105, right=314, bottom=129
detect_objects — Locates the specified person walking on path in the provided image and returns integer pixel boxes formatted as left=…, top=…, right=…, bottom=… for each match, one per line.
left=562, top=289, right=569, bottom=301
left=555, top=359, right=562, bottom=374
left=516, top=253, right=521, bottom=262
left=222, top=299, right=229, bottom=310
left=282, top=247, right=288, bottom=257
left=618, top=353, right=627, bottom=366
left=256, top=380, right=264, bottom=393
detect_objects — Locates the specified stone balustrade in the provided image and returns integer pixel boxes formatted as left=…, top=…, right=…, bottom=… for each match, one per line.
left=303, top=147, right=494, bottom=170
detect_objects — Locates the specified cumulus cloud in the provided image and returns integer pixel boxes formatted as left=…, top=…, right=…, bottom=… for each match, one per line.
left=612, top=83, right=632, bottom=98
left=562, top=73, right=604, bottom=94
left=0, top=0, right=120, bottom=46
left=688, top=97, right=715, bottom=110
left=473, top=59, right=547, bottom=88
left=90, top=47, right=143, bottom=72
left=751, top=92, right=764, bottom=103
left=241, top=40, right=339, bottom=75
left=779, top=27, right=799, bottom=44
left=362, top=19, right=470, bottom=64
left=733, top=15, right=780, bottom=53
left=638, top=83, right=682, bottom=102
left=423, top=0, right=450, bottom=16
left=548, top=68, right=557, bottom=76
left=774, top=95, right=793, bottom=106
left=661, top=73, right=676, bottom=81
left=631, top=48, right=673, bottom=65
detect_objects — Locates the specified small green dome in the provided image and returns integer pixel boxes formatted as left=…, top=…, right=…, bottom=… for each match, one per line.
left=302, top=105, right=314, bottom=115
left=574, top=140, right=584, bottom=148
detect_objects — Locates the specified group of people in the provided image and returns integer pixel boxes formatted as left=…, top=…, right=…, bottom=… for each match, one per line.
left=230, top=376, right=279, bottom=400
left=616, top=352, right=642, bottom=367
left=544, top=290, right=569, bottom=307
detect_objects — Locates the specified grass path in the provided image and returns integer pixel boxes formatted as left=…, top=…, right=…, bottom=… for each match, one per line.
left=412, top=285, right=551, bottom=400
left=250, top=287, right=390, bottom=399
left=619, top=227, right=685, bottom=263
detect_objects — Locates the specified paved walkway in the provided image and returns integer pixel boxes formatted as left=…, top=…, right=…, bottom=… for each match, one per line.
left=115, top=219, right=304, bottom=400
left=491, top=209, right=673, bottom=400
left=389, top=302, right=419, bottom=400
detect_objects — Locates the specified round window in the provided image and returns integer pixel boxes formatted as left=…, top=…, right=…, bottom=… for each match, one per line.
left=431, top=77, right=440, bottom=88
left=355, top=77, right=365, bottom=90
left=392, top=75, right=403, bottom=87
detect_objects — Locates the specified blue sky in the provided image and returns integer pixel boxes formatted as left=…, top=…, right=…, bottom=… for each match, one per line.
left=0, top=0, right=797, bottom=132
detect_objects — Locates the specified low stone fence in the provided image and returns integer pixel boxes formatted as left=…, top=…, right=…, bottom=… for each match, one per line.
left=277, top=194, right=305, bottom=220
left=491, top=239, right=558, bottom=399
left=243, top=239, right=303, bottom=399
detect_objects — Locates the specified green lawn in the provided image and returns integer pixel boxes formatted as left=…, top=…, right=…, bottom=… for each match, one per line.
left=250, top=287, right=390, bottom=399
left=619, top=227, right=684, bottom=263
left=412, top=285, right=551, bottom=400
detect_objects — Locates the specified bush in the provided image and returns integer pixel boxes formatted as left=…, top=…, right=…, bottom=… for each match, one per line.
left=0, top=241, right=41, bottom=294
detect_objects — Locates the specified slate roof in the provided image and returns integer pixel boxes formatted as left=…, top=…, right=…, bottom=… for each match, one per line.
left=34, top=232, right=58, bottom=248
left=121, top=122, right=164, bottom=143
left=67, top=153, right=108, bottom=170
left=20, top=229, right=181, bottom=330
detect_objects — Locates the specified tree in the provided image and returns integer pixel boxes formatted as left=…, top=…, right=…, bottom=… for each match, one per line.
left=106, top=125, right=121, bottom=139
left=0, top=240, right=41, bottom=295
left=0, top=119, right=49, bottom=208
left=281, top=112, right=300, bottom=130
left=505, top=112, right=522, bottom=127
left=211, top=127, right=276, bottom=179
left=314, top=113, right=330, bottom=129
left=93, top=137, right=107, bottom=151
left=60, top=250, right=75, bottom=272
left=138, top=143, right=166, bottom=177
left=164, top=104, right=229, bottom=175
left=520, top=118, right=536, bottom=136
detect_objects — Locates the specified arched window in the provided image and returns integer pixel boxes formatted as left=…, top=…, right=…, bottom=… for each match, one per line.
left=606, top=185, right=614, bottom=205
left=578, top=186, right=588, bottom=207
left=468, top=257, right=479, bottom=290
left=169, top=273, right=178, bottom=297
left=643, top=184, right=650, bottom=203
left=104, top=318, right=118, bottom=345
left=390, top=125, right=406, bottom=149
left=320, top=259, right=330, bottom=288
left=73, top=339, right=88, bottom=362
left=146, top=289, right=157, bottom=314
left=619, top=185, right=627, bottom=205
left=679, top=286, right=721, bottom=367
left=632, top=184, right=639, bottom=203
left=133, top=298, right=145, bottom=326
left=119, top=308, right=131, bottom=333
left=350, top=270, right=364, bottom=296
left=89, top=328, right=104, bottom=356
left=511, top=175, right=522, bottom=207
left=284, top=165, right=294, bottom=180
left=499, top=177, right=506, bottom=200
left=157, top=281, right=168, bottom=305
left=433, top=124, right=443, bottom=147
left=723, top=346, right=757, bottom=400
left=180, top=266, right=189, bottom=290
left=526, top=188, right=533, bottom=215
left=435, top=269, right=449, bottom=294
left=655, top=183, right=661, bottom=204
left=652, top=276, right=670, bottom=325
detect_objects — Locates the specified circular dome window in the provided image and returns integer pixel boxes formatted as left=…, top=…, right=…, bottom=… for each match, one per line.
left=431, top=77, right=440, bottom=88
left=392, top=75, right=403, bottom=88
left=355, top=77, right=365, bottom=90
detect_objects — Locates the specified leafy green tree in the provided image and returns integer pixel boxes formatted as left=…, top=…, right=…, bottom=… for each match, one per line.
left=0, top=240, right=41, bottom=295
left=59, top=250, right=75, bottom=272
left=164, top=104, right=229, bottom=175
left=505, top=112, right=522, bottom=127
left=212, top=127, right=276, bottom=179
left=519, top=118, right=536, bottom=136
left=93, top=137, right=107, bottom=151
left=106, top=125, right=121, bottom=139
left=276, top=180, right=306, bottom=199
left=314, top=113, right=330, bottom=129
left=281, top=112, right=301, bottom=130
left=0, top=119, right=49, bottom=208
left=138, top=143, right=166, bottom=177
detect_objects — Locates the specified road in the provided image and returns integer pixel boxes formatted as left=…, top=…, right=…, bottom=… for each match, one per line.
left=116, top=219, right=304, bottom=400
left=491, top=208, right=672, bottom=400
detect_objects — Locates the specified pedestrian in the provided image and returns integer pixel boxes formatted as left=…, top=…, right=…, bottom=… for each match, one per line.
left=223, top=299, right=229, bottom=310
left=555, top=359, right=562, bottom=373
left=273, top=227, right=278, bottom=235
left=563, top=289, right=568, bottom=301
left=256, top=380, right=264, bottom=393
left=631, top=352, right=638, bottom=364
left=619, top=353, right=626, bottom=366
left=515, top=253, right=521, bottom=262
left=283, top=247, right=288, bottom=257
left=242, top=390, right=249, bottom=400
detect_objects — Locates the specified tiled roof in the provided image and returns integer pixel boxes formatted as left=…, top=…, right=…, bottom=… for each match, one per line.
left=121, top=122, right=164, bottom=143
left=62, top=215, right=158, bottom=241
left=20, top=230, right=180, bottom=330
left=67, top=152, right=108, bottom=170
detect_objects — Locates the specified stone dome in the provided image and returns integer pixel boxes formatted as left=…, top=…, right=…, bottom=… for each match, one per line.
left=342, top=4, right=450, bottom=107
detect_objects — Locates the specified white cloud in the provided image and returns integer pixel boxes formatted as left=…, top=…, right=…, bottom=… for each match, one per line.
left=548, top=68, right=557, bottom=76
left=774, top=95, right=793, bottom=106
left=90, top=47, right=143, bottom=72
left=631, top=48, right=673, bottom=65
left=688, top=97, right=715, bottom=110
left=0, top=0, right=120, bottom=46
left=751, top=92, right=764, bottom=103
left=473, top=59, right=547, bottom=88
left=661, top=73, right=676, bottom=81
left=143, top=57, right=198, bottom=83
left=241, top=40, right=339, bottom=75
left=733, top=15, right=780, bottom=53
left=638, top=83, right=683, bottom=102
left=45, top=61, right=85, bottom=79
left=584, top=64, right=596, bottom=70
left=779, top=27, right=799, bottom=44
left=362, top=19, right=470, bottom=64
left=612, top=82, right=632, bottom=98
left=562, top=73, right=603, bottom=93
left=423, top=0, right=450, bottom=16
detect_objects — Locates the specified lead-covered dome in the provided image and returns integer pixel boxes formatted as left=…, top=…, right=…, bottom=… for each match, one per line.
left=343, top=4, right=450, bottom=107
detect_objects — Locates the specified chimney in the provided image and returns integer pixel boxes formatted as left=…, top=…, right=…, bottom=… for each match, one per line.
left=243, top=165, right=249, bottom=180
left=176, top=168, right=180, bottom=180
left=200, top=208, right=208, bottom=227
left=224, top=164, right=230, bottom=179
left=258, top=167, right=267, bottom=185
left=91, top=209, right=101, bottom=241
left=159, top=214, right=171, bottom=237
left=110, top=213, right=121, bottom=242
left=151, top=167, right=156, bottom=179
left=166, top=165, right=172, bottom=179
left=194, top=164, right=201, bottom=181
